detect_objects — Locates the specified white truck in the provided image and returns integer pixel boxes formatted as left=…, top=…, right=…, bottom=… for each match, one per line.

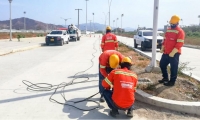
left=45, top=30, right=69, bottom=46
left=67, top=24, right=81, bottom=42
left=133, top=30, right=164, bottom=51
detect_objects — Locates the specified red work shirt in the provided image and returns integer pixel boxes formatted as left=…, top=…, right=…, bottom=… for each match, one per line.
left=163, top=26, right=185, bottom=54
left=99, top=50, right=124, bottom=78
left=102, top=68, right=138, bottom=109
left=101, top=32, right=118, bottom=52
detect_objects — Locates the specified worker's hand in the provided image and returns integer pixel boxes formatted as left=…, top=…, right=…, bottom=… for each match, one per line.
left=110, top=84, right=113, bottom=89
left=160, top=45, right=164, bottom=53
left=169, top=48, right=178, bottom=57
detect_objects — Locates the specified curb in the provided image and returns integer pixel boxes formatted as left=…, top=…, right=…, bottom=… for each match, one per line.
left=0, top=43, right=45, bottom=56
left=135, top=89, right=200, bottom=116
left=183, top=44, right=200, bottom=50
left=118, top=41, right=200, bottom=116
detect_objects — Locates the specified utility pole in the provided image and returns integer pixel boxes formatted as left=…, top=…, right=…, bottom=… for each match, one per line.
left=198, top=15, right=200, bottom=26
left=108, top=0, right=112, bottom=26
left=88, top=20, right=92, bottom=31
left=121, top=14, right=124, bottom=33
left=8, top=0, right=12, bottom=41
left=85, top=0, right=89, bottom=33
left=92, top=13, right=94, bottom=32
left=116, top=18, right=118, bottom=33
left=113, top=20, right=115, bottom=32
left=24, top=11, right=26, bottom=32
left=145, top=0, right=159, bottom=72
left=75, top=9, right=82, bottom=29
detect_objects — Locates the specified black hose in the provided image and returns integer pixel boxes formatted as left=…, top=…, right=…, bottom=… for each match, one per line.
left=22, top=37, right=101, bottom=111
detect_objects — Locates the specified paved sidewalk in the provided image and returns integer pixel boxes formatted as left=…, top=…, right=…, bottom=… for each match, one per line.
left=0, top=37, right=45, bottom=56
left=117, top=36, right=200, bottom=81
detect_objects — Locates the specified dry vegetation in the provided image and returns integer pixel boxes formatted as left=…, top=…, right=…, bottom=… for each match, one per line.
left=0, top=32, right=47, bottom=39
left=118, top=43, right=200, bottom=102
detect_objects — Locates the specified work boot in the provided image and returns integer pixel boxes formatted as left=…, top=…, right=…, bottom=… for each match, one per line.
left=99, top=96, right=105, bottom=102
left=127, top=109, right=133, bottom=117
left=109, top=109, right=118, bottom=117
left=164, top=81, right=175, bottom=86
left=158, top=78, right=169, bottom=83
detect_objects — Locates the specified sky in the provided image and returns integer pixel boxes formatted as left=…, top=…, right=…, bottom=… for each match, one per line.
left=0, top=0, right=200, bottom=29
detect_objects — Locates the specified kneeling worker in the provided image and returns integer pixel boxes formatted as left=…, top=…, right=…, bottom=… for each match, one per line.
left=99, top=50, right=124, bottom=102
left=102, top=57, right=138, bottom=117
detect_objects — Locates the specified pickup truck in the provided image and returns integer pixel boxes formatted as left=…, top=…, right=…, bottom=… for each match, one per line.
left=45, top=30, right=69, bottom=46
left=133, top=30, right=164, bottom=51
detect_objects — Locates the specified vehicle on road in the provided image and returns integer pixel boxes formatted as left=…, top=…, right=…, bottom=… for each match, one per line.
left=45, top=30, right=69, bottom=46
left=133, top=30, right=164, bottom=51
left=67, top=24, right=81, bottom=42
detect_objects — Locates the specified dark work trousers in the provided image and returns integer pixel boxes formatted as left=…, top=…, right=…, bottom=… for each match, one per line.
left=103, top=89, right=133, bottom=111
left=99, top=64, right=113, bottom=95
left=159, top=53, right=180, bottom=83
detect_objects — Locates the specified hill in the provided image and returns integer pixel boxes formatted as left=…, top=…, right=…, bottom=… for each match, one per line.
left=0, top=17, right=63, bottom=30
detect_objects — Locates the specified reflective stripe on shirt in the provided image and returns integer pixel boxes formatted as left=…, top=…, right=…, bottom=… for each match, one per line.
left=115, top=71, right=137, bottom=79
left=166, top=30, right=179, bottom=34
left=105, top=40, right=115, bottom=43
left=100, top=65, right=106, bottom=68
left=177, top=39, right=184, bottom=43
left=105, top=77, right=112, bottom=86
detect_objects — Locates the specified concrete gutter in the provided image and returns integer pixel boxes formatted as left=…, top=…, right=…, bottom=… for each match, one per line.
left=135, top=90, right=200, bottom=116
left=119, top=41, right=200, bottom=116
left=0, top=43, right=45, bottom=56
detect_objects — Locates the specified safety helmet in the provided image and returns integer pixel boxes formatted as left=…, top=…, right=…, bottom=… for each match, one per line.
left=109, top=54, right=119, bottom=68
left=121, top=56, right=133, bottom=65
left=169, top=15, right=180, bottom=24
left=106, top=26, right=112, bottom=30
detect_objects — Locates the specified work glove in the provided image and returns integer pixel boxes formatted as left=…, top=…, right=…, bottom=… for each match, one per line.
left=160, top=45, right=164, bottom=53
left=169, top=48, right=178, bottom=57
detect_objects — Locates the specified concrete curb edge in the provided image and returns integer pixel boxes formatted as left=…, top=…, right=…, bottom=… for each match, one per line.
left=135, top=90, right=200, bottom=115
left=0, top=43, right=45, bottom=56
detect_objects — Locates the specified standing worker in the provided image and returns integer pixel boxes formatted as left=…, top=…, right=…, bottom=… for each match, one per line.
left=102, top=57, right=138, bottom=117
left=101, top=26, right=118, bottom=52
left=99, top=50, right=124, bottom=102
left=159, top=15, right=185, bottom=86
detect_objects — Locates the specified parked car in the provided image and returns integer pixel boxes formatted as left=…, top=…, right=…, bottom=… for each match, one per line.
left=45, top=30, right=69, bottom=46
left=133, top=30, right=164, bottom=51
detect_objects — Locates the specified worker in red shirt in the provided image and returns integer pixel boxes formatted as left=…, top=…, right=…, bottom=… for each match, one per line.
left=102, top=57, right=138, bottom=117
left=159, top=15, right=185, bottom=86
left=101, top=26, right=118, bottom=52
left=99, top=50, right=124, bottom=102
